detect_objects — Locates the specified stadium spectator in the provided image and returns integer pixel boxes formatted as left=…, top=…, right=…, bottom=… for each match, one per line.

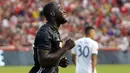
left=0, top=0, right=130, bottom=51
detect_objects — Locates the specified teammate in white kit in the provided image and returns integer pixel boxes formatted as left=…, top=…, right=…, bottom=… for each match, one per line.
left=72, top=26, right=98, bottom=73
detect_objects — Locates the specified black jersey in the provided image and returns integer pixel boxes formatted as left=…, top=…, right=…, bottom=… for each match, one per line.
left=29, top=22, right=61, bottom=73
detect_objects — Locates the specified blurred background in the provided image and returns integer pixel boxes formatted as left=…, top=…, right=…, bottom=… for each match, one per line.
left=0, top=0, right=130, bottom=73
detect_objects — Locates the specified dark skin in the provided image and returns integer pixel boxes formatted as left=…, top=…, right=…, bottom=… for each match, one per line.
left=37, top=2, right=75, bottom=68
left=59, top=57, right=69, bottom=68
left=37, top=39, right=74, bottom=67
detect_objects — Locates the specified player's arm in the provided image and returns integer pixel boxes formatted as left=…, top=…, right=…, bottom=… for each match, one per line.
left=37, top=31, right=75, bottom=67
left=72, top=54, right=76, bottom=65
left=59, top=57, right=69, bottom=68
left=71, top=42, right=77, bottom=65
left=91, top=54, right=97, bottom=73
left=91, top=42, right=98, bottom=73
left=38, top=45, right=69, bottom=67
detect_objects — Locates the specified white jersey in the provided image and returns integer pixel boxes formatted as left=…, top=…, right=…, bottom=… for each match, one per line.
left=72, top=37, right=98, bottom=73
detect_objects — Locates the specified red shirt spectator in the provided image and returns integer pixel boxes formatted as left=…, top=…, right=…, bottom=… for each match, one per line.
left=96, top=14, right=103, bottom=28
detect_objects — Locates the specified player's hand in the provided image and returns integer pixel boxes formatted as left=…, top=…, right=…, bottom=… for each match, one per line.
left=63, top=39, right=75, bottom=50
left=59, top=57, right=69, bottom=68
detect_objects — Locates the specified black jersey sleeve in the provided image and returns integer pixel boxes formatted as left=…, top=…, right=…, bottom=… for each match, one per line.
left=36, top=30, right=52, bottom=50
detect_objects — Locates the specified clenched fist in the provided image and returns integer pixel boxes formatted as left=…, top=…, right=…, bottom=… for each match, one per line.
left=63, top=39, right=75, bottom=50
left=59, top=57, right=69, bottom=68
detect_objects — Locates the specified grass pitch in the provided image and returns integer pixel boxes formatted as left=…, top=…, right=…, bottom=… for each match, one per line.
left=0, top=64, right=130, bottom=73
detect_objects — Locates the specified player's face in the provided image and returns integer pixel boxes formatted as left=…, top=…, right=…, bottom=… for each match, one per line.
left=90, top=29, right=96, bottom=39
left=58, top=5, right=67, bottom=18
left=55, top=4, right=67, bottom=24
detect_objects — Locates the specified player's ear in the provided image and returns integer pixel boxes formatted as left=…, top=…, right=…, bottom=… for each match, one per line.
left=50, top=12, right=55, bottom=17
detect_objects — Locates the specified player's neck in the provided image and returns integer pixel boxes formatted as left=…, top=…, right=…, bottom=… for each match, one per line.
left=48, top=19, right=60, bottom=30
left=85, top=35, right=93, bottom=39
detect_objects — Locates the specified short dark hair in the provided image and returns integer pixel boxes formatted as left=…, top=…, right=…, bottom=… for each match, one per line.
left=43, top=2, right=58, bottom=20
left=85, top=26, right=94, bottom=35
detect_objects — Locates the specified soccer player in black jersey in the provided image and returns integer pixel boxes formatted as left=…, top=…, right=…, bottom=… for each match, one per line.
left=29, top=2, right=75, bottom=73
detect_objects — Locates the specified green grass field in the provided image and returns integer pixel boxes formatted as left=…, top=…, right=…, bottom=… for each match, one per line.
left=0, top=64, right=130, bottom=73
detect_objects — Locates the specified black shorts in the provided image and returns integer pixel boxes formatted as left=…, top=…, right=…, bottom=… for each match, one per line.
left=29, top=66, right=58, bottom=73
left=29, top=66, right=40, bottom=73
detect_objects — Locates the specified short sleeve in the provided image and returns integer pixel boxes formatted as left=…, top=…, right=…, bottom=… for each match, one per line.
left=71, top=45, right=76, bottom=54
left=92, top=42, right=98, bottom=55
left=71, top=41, right=77, bottom=54
left=36, top=30, right=52, bottom=50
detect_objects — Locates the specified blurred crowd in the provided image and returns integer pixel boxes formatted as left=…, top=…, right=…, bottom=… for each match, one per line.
left=0, top=0, right=130, bottom=51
